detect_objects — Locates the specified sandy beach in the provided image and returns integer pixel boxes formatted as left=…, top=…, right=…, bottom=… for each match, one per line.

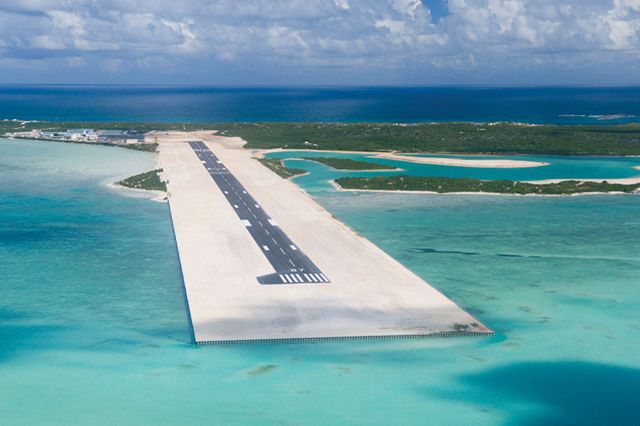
left=376, top=152, right=549, bottom=168
left=107, top=182, right=167, bottom=202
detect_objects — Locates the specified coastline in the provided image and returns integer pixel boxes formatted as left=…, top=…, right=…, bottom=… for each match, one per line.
left=527, top=177, right=640, bottom=185
left=107, top=151, right=168, bottom=202
left=107, top=181, right=167, bottom=202
left=5, top=135, right=158, bottom=152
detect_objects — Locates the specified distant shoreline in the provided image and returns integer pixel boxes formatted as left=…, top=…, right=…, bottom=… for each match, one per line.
left=5, top=120, right=640, bottom=157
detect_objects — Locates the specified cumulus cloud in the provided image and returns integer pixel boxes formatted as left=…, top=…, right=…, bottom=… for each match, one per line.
left=0, top=0, right=638, bottom=84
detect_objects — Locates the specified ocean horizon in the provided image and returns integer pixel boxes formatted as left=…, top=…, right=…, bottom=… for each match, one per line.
left=2, top=85, right=640, bottom=124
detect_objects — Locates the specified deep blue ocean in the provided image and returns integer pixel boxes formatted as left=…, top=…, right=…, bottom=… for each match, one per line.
left=1, top=85, right=640, bottom=123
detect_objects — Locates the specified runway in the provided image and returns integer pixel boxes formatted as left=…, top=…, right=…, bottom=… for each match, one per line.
left=158, top=131, right=492, bottom=343
left=189, top=141, right=329, bottom=284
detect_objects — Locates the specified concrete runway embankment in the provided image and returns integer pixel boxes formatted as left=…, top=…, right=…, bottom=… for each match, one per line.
left=157, top=131, right=491, bottom=344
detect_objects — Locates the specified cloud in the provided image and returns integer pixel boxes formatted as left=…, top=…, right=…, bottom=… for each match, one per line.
left=0, top=0, right=638, bottom=84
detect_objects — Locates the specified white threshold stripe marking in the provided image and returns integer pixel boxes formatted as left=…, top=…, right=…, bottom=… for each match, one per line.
left=241, top=220, right=251, bottom=227
left=320, top=273, right=328, bottom=281
left=262, top=245, right=269, bottom=251
left=255, top=204, right=260, bottom=208
left=279, top=274, right=286, bottom=282
left=290, top=245, right=297, bottom=251
left=313, top=273, right=322, bottom=281
left=295, top=274, right=303, bottom=282
left=303, top=273, right=311, bottom=281
left=283, top=274, right=292, bottom=283
left=290, top=274, right=300, bottom=283
left=234, top=205, right=239, bottom=209
left=309, top=274, right=318, bottom=282
left=268, top=219, right=278, bottom=226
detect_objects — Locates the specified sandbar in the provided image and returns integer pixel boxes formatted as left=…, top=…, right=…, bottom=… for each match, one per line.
left=375, top=153, right=549, bottom=168
left=257, top=148, right=548, bottom=168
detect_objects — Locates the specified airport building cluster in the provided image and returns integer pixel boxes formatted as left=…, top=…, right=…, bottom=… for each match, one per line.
left=9, top=128, right=145, bottom=144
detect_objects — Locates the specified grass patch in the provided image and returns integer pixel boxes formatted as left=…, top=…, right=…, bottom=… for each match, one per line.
left=119, top=143, right=158, bottom=152
left=300, top=157, right=395, bottom=170
left=117, top=169, right=166, bottom=191
left=335, top=175, right=640, bottom=195
left=257, top=158, right=306, bottom=178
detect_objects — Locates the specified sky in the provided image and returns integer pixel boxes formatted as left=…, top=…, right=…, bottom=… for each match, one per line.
left=0, top=0, right=639, bottom=85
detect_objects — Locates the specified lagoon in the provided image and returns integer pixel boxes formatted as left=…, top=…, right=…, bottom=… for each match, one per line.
left=265, top=151, right=640, bottom=193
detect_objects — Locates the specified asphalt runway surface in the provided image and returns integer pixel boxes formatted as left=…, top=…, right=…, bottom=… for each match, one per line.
left=189, top=141, right=330, bottom=285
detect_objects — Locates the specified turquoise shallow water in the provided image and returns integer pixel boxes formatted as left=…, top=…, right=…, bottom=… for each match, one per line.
left=266, top=151, right=640, bottom=194
left=1, top=139, right=639, bottom=425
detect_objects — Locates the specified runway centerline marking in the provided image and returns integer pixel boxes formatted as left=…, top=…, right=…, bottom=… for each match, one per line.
left=189, top=141, right=330, bottom=285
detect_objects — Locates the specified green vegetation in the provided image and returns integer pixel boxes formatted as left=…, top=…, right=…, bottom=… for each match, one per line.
left=335, top=175, right=640, bottom=195
left=117, top=169, right=167, bottom=191
left=118, top=143, right=158, bottom=152
left=5, top=120, right=640, bottom=156
left=216, top=122, right=640, bottom=155
left=300, top=157, right=395, bottom=170
left=257, top=158, right=306, bottom=178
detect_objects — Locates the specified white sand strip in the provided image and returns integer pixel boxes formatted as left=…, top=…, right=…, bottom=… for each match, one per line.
left=375, top=153, right=548, bottom=168
left=256, top=148, right=548, bottom=168
left=158, top=131, right=491, bottom=343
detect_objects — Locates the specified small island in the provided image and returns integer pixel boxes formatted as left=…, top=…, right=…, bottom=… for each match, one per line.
left=300, top=157, right=396, bottom=170
left=334, top=176, right=640, bottom=195
left=117, top=169, right=167, bottom=192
